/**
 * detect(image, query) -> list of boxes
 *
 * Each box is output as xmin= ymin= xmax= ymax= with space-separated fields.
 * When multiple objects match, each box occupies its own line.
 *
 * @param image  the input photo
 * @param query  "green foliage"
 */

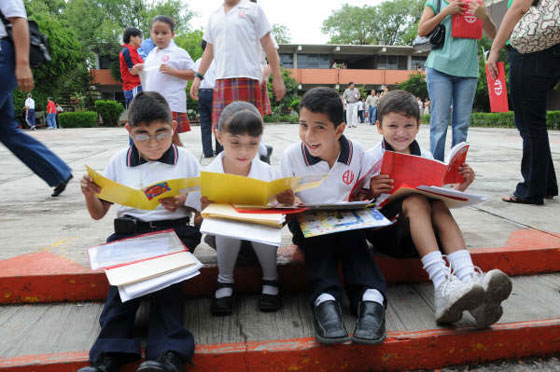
xmin=272 ymin=24 xmax=291 ymax=44
xmin=398 ymin=72 xmax=428 ymax=100
xmin=174 ymin=29 xmax=204 ymax=61
xmin=263 ymin=114 xmax=299 ymax=124
xmin=322 ymin=0 xmax=424 ymax=45
xmin=421 ymin=111 xmax=560 ymax=129
xmin=268 ymin=68 xmax=300 ymax=115
xmin=58 ymin=111 xmax=98 ymax=128
xmin=94 ymin=100 xmax=125 ymax=127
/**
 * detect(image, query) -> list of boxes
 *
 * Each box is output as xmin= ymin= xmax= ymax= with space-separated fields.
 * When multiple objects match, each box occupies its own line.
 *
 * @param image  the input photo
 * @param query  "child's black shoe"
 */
xmin=77 ymin=353 xmax=123 ymax=372
xmin=210 ymin=282 xmax=235 ymax=316
xmin=137 ymin=351 xmax=186 ymax=372
xmin=312 ymin=300 xmax=350 ymax=344
xmin=351 ymin=301 xmax=386 ymax=345
xmin=258 ymin=280 xmax=282 ymax=312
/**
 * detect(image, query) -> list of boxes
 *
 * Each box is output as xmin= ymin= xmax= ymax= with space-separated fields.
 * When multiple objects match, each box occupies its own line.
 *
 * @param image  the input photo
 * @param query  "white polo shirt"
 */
xmin=141 ymin=43 xmax=195 ymax=113
xmin=280 ymin=136 xmax=367 ymax=203
xmin=186 ymin=151 xmax=278 ymax=211
xmin=103 ymin=144 xmax=200 ymax=222
xmin=0 ymin=0 xmax=26 ymax=38
xmin=204 ymin=0 xmax=271 ymax=81
xmin=24 ymin=97 xmax=35 ymax=110
xmin=362 ymin=139 xmax=433 ymax=205
xmin=194 ymin=58 xmax=216 ymax=89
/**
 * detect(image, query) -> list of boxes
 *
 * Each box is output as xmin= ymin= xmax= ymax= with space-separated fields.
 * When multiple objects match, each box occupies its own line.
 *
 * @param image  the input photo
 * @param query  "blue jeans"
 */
xmin=368 ymin=106 xmax=377 ymax=124
xmin=198 ymin=88 xmax=221 ymax=156
xmin=123 ymin=85 xmax=142 ymax=108
xmin=26 ymin=108 xmax=35 ymax=127
xmin=426 ymin=67 xmax=478 ymax=161
xmin=0 ymin=40 xmax=72 ymax=187
xmin=508 ymin=44 xmax=560 ymax=202
xmin=46 ymin=113 xmax=57 ymax=128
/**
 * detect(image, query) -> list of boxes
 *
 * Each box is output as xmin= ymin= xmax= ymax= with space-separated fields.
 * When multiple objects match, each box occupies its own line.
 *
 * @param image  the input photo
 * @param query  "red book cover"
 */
xmin=486 ymin=62 xmax=509 ymax=113
xmin=380 ymin=143 xmax=469 ymax=192
xmin=452 ymin=0 xmax=483 ymax=39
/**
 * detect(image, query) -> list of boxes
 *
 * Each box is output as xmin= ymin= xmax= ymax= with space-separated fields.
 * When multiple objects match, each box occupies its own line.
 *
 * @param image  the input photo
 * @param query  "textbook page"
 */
xmin=297 ymin=208 xmax=392 ymax=238
xmin=105 ymin=251 xmax=199 ymax=286
xmin=88 ymin=230 xmax=187 ymax=270
xmin=377 ymin=185 xmax=486 ymax=209
xmin=86 ymin=166 xmax=200 ymax=210
xmin=200 ymin=217 xmax=282 ymax=246
xmin=200 ymin=172 xmax=326 ymax=206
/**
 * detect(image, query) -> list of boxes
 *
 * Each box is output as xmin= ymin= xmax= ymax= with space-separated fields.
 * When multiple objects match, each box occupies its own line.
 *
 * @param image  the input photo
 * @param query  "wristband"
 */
xmin=195 ymin=72 xmax=205 ymax=80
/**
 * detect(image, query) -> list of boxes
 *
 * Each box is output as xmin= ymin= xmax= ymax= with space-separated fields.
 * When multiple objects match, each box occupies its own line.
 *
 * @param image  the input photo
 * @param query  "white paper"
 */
xmin=416 ymin=185 xmax=487 ymax=208
xmin=118 ymin=261 xmax=203 ymax=302
xmin=88 ymin=231 xmax=186 ymax=270
xmin=200 ymin=218 xmax=282 ymax=246
xmin=106 ymin=251 xmax=199 ymax=286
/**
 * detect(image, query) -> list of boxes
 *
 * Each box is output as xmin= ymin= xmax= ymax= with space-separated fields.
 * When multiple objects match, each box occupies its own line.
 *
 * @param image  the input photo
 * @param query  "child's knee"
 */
xmin=402 ymin=194 xmax=431 ymax=214
xmin=431 ymin=200 xmax=452 ymax=216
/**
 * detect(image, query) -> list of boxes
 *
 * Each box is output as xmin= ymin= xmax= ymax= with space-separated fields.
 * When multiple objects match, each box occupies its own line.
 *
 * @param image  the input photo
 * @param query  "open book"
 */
xmin=297 ymin=208 xmax=392 ymax=238
xmin=86 ymin=166 xmax=200 ymax=210
xmin=200 ymin=171 xmax=326 ymax=206
xmin=87 ymin=230 xmax=202 ymax=302
xmin=201 ymin=204 xmax=285 ymax=227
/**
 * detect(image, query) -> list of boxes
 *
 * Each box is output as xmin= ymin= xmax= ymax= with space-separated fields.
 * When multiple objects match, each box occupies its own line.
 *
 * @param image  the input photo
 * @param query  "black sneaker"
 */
xmin=312 ymin=300 xmax=350 ymax=344
xmin=51 ymin=174 xmax=73 ymax=197
xmin=77 ymin=353 xmax=123 ymax=372
xmin=137 ymin=351 xmax=186 ymax=372
xmin=210 ymin=282 xmax=235 ymax=316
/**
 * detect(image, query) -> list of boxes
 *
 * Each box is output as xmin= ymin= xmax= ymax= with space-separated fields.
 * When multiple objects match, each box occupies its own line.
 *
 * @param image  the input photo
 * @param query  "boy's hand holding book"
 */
xmin=369 ymin=174 xmax=394 ymax=198
xmin=159 ymin=194 xmax=187 ymax=212
xmin=81 ymin=174 xmax=101 ymax=198
xmin=454 ymin=164 xmax=475 ymax=191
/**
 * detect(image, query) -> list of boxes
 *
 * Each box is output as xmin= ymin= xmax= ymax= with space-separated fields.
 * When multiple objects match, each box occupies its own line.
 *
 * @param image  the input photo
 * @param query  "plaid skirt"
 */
xmin=173 ymin=111 xmax=190 ymax=133
xmin=212 ymin=78 xmax=263 ymax=129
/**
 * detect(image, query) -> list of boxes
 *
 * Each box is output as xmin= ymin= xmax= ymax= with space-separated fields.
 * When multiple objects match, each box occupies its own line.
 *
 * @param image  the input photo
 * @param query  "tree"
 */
xmin=321 ymin=0 xmax=425 ymax=45
xmin=272 ymin=24 xmax=291 ymax=44
xmin=268 ymin=68 xmax=299 ymax=115
xmin=398 ymin=72 xmax=428 ymax=100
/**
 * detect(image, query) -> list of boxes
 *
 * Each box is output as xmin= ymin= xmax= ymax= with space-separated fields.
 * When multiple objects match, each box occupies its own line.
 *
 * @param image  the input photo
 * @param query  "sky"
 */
xmin=187 ymin=0 xmax=382 ymax=44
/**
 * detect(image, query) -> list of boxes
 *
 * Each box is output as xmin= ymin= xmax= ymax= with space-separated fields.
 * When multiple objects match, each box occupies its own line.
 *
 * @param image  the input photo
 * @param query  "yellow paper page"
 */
xmin=201 ymin=204 xmax=284 ymax=227
xmin=86 ymin=166 xmax=200 ymax=210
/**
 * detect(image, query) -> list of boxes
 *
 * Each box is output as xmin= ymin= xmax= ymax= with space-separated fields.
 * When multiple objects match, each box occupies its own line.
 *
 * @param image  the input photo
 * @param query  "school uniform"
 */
xmin=119 ymin=44 xmax=143 ymax=108
xmin=362 ymin=139 xmax=436 ymax=258
xmin=280 ymin=136 xmax=387 ymax=313
xmin=88 ymin=144 xmax=202 ymax=364
xmin=142 ymin=43 xmax=195 ymax=133
xmin=203 ymin=0 xmax=272 ymax=127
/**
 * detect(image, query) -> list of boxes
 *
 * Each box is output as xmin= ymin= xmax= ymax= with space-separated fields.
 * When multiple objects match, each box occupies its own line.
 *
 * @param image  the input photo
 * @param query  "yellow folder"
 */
xmin=86 ymin=166 xmax=200 ymax=210
xmin=201 ymin=204 xmax=285 ymax=227
xmin=200 ymin=171 xmax=327 ymax=206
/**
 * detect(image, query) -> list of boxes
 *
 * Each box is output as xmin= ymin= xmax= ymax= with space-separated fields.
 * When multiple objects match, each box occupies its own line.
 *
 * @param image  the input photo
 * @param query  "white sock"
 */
xmin=215 ymin=285 xmax=233 ymax=299
xmin=362 ymin=288 xmax=384 ymax=306
xmin=447 ymin=249 xmax=475 ymax=281
xmin=314 ymin=293 xmax=336 ymax=307
xmin=262 ymin=285 xmax=279 ymax=296
xmin=215 ymin=236 xmax=242 ymax=299
xmin=421 ymin=251 xmax=448 ymax=290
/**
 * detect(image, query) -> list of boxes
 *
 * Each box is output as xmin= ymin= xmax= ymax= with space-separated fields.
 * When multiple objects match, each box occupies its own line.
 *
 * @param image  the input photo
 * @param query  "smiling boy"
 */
xmin=79 ymin=92 xmax=201 ymax=372
xmin=363 ymin=90 xmax=511 ymax=328
xmin=280 ymin=87 xmax=387 ymax=345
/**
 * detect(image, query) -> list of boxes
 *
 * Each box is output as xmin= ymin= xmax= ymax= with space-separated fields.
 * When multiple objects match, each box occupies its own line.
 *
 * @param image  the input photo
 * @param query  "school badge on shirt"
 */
xmin=342 ymin=170 xmax=355 ymax=185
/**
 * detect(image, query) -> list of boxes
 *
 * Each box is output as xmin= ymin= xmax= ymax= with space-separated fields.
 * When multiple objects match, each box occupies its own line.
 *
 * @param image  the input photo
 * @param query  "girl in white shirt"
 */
xmin=195 ymin=101 xmax=286 ymax=316
xmin=133 ymin=15 xmax=195 ymax=147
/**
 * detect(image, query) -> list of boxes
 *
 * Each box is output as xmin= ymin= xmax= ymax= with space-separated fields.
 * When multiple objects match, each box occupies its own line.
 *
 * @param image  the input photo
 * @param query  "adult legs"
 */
xmin=427 ymin=67 xmax=454 ymax=161
xmin=508 ymin=46 xmax=560 ymax=201
xmin=0 ymin=40 xmax=72 ymax=188
xmin=450 ymin=76 xmax=477 ymax=149
xmin=346 ymin=103 xmax=358 ymax=127
xmin=198 ymin=89 xmax=215 ymax=157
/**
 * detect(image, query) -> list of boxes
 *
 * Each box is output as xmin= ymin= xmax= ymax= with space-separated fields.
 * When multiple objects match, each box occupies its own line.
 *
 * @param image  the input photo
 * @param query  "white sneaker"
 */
xmin=435 ymin=271 xmax=485 ymax=324
xmin=467 ymin=269 xmax=512 ymax=328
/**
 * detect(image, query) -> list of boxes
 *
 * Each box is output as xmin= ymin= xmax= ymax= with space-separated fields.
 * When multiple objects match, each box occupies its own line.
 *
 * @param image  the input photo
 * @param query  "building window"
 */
xmin=279 ymin=53 xmax=294 ymax=68
xmin=296 ymin=54 xmax=331 ymax=69
xmin=376 ymin=55 xmax=408 ymax=70
xmin=412 ymin=56 xmax=427 ymax=70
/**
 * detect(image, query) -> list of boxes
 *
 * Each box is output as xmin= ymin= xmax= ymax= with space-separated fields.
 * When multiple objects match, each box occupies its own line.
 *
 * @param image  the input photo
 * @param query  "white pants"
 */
xmin=346 ymin=102 xmax=358 ymax=127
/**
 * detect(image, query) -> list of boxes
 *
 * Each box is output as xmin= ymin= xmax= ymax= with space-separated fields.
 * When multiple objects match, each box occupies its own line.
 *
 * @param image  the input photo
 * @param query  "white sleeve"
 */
xmin=254 ymin=4 xmax=272 ymax=39
xmin=1 ymin=1 xmax=27 ymax=19
xmin=279 ymin=153 xmax=294 ymax=178
xmin=203 ymin=17 xmax=213 ymax=45
xmin=103 ymin=153 xmax=121 ymax=182
xmin=180 ymin=49 xmax=195 ymax=71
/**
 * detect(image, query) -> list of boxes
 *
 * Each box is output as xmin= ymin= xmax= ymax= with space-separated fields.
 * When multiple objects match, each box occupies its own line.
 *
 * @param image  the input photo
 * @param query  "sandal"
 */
xmin=258 ymin=280 xmax=282 ymax=312
xmin=502 ymin=195 xmax=543 ymax=206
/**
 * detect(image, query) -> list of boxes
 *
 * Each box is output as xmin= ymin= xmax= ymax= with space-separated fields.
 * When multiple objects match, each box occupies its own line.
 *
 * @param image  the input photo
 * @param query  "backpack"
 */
xmin=1 ymin=11 xmax=51 ymax=68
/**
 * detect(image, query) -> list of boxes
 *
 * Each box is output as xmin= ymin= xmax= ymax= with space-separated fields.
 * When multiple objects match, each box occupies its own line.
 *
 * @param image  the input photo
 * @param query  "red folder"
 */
xmin=486 ymin=62 xmax=509 ymax=113
xmin=452 ymin=0 xmax=483 ymax=39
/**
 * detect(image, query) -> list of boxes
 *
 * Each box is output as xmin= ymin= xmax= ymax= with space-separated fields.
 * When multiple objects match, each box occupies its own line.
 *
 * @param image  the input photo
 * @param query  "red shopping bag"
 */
xmin=452 ymin=0 xmax=483 ymax=39
xmin=485 ymin=62 xmax=509 ymax=113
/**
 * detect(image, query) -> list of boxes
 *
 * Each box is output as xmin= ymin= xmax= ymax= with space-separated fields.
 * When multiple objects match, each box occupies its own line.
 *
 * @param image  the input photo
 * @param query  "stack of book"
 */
xmin=88 ymin=230 xmax=203 ymax=302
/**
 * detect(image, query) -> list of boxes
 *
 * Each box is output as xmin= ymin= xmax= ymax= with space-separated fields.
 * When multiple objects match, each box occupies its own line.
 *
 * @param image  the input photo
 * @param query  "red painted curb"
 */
xmin=2 ymin=228 xmax=560 ymax=304
xmin=2 ymin=318 xmax=560 ymax=371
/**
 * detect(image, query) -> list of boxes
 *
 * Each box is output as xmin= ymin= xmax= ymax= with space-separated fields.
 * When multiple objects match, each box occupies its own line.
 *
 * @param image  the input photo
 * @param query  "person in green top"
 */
xmin=418 ymin=0 xmax=496 ymax=161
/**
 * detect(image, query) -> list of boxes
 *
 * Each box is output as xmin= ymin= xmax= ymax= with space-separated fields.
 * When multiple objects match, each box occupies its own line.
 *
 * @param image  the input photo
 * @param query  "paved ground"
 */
xmin=1 ymin=123 xmax=559 ymax=266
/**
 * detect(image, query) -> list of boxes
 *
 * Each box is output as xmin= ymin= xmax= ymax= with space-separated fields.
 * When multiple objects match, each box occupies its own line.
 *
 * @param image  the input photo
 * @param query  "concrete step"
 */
xmin=2 ymin=225 xmax=560 ymax=304
xmin=1 ymin=274 xmax=560 ymax=372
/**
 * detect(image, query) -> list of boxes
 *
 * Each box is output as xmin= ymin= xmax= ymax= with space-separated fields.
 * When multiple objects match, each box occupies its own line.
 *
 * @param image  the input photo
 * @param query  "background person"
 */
xmin=46 ymin=96 xmax=57 ymax=129
xmin=24 ymin=92 xmax=35 ymax=129
xmin=365 ymin=89 xmax=379 ymax=125
xmin=0 ymin=0 xmax=73 ymax=197
xmin=119 ymin=27 xmax=143 ymax=108
xmin=487 ymin=0 xmax=560 ymax=205
xmin=418 ymin=0 xmax=496 ymax=161
xmin=342 ymin=82 xmax=360 ymax=128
